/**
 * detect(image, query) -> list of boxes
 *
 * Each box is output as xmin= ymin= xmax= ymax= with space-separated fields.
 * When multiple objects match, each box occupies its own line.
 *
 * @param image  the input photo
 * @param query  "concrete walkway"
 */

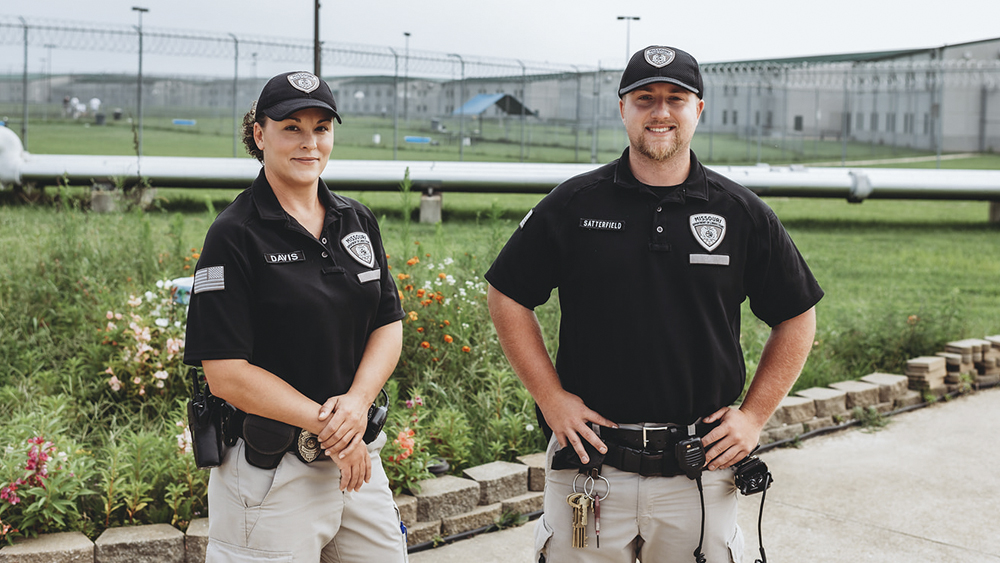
xmin=411 ymin=386 xmax=1000 ymax=562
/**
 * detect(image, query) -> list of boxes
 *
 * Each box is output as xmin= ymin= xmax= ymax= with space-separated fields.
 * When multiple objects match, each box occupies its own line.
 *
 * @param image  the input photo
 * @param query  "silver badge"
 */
xmin=342 ymin=232 xmax=375 ymax=268
xmin=645 ymin=47 xmax=675 ymax=68
xmin=287 ymin=72 xmax=320 ymax=94
xmin=689 ymin=214 xmax=726 ymax=252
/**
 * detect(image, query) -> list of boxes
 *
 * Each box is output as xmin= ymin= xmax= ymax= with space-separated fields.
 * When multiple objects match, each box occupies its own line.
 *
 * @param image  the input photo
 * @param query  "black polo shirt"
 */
xmin=486 ymin=148 xmax=823 ymax=425
xmin=184 ymin=169 xmax=404 ymax=404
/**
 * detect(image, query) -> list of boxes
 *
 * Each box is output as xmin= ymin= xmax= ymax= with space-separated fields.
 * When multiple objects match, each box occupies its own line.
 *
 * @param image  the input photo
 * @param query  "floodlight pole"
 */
xmin=403 ymin=32 xmax=410 ymax=122
xmin=132 ymin=7 xmax=148 ymax=158
xmin=313 ymin=0 xmax=321 ymax=76
xmin=617 ymin=16 xmax=640 ymax=63
xmin=389 ymin=46 xmax=399 ymax=160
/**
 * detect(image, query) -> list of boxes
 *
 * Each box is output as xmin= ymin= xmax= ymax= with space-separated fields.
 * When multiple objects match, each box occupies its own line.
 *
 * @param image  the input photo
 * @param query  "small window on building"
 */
xmin=870 ymin=112 xmax=878 ymax=132
xmin=733 ymin=111 xmax=738 ymax=126
xmin=794 ymin=116 xmax=803 ymax=131
xmin=722 ymin=110 xmax=728 ymax=125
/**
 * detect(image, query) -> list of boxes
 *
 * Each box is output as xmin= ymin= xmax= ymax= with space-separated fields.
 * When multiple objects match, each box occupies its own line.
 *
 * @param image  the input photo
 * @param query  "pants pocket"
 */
xmin=235 ymin=441 xmax=281 ymax=509
xmin=206 ymin=538 xmax=293 ymax=562
xmin=726 ymin=524 xmax=745 ymax=563
xmin=533 ymin=514 xmax=555 ymax=563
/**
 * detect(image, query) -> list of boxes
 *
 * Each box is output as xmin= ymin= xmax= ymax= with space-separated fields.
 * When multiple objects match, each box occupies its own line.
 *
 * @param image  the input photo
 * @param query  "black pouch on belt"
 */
xmin=242 ymin=414 xmax=296 ymax=470
xmin=186 ymin=367 xmax=234 ymax=469
xmin=551 ymin=440 xmax=606 ymax=473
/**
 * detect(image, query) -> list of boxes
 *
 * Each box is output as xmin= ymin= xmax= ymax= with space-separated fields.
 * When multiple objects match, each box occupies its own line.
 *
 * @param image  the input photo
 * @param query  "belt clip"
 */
xmin=642 ymin=427 xmax=649 ymax=449
xmin=687 ymin=423 xmax=698 ymax=437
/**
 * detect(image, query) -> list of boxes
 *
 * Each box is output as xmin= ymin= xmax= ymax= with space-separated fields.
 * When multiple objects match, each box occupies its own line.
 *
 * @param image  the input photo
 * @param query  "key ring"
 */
xmin=573 ymin=472 xmax=611 ymax=499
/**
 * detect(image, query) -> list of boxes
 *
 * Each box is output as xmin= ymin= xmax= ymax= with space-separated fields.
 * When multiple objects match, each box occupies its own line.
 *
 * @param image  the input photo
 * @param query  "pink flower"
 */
xmin=153 ymin=370 xmax=169 ymax=380
xmin=106 ymin=311 xmax=114 ymax=320
xmin=108 ymin=376 xmax=122 ymax=391
xmin=414 ymin=396 xmax=424 ymax=407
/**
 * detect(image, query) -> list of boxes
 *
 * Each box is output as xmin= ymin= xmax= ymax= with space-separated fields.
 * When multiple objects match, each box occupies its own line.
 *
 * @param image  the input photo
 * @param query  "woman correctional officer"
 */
xmin=184 ymin=71 xmax=407 ymax=562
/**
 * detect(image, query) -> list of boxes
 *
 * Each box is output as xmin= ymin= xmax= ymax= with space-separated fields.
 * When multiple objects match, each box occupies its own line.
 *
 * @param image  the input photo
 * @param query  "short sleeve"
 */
xmin=183 ymin=220 xmax=255 ymax=365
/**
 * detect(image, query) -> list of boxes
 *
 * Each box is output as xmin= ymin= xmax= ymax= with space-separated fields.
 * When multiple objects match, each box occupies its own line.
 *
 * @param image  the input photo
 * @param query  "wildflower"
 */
xmin=461 ymin=346 xmax=471 ymax=353
xmin=438 ymin=272 xmax=447 ymax=279
xmin=397 ymin=273 xmax=410 ymax=281
xmin=153 ymin=370 xmax=169 ymax=380
xmin=133 ymin=377 xmax=142 ymax=385
xmin=526 ymin=424 xmax=535 ymax=432
xmin=414 ymin=396 xmax=423 ymax=406
xmin=408 ymin=311 xmax=418 ymax=322
xmin=443 ymin=335 xmax=454 ymax=344
xmin=109 ymin=376 xmax=122 ymax=391
xmin=420 ymin=341 xmax=431 ymax=349
xmin=417 ymin=327 xmax=424 ymax=333
xmin=907 ymin=315 xmax=919 ymax=325
xmin=127 ymin=295 xmax=142 ymax=307
xmin=404 ymin=284 xmax=414 ymax=291
xmin=106 ymin=311 xmax=115 ymax=320
xmin=155 ymin=318 xmax=169 ymax=328
xmin=443 ymin=320 xmax=450 ymax=326
xmin=416 ymin=288 xmax=426 ymax=298
xmin=406 ymin=257 xmax=420 ymax=266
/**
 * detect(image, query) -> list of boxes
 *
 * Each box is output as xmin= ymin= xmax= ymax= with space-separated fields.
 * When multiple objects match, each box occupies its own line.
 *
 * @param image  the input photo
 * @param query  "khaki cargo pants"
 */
xmin=204 ymin=431 xmax=408 ymax=562
xmin=535 ymin=435 xmax=744 ymax=563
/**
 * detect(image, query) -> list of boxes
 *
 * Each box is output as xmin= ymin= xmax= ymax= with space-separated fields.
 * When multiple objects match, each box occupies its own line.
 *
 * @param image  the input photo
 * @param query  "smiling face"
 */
xmin=254 ymin=107 xmax=335 ymax=191
xmin=620 ymin=82 xmax=704 ymax=165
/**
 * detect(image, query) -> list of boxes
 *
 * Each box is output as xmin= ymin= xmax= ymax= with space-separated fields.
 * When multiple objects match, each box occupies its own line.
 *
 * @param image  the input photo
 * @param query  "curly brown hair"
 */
xmin=241 ymin=105 xmax=267 ymax=162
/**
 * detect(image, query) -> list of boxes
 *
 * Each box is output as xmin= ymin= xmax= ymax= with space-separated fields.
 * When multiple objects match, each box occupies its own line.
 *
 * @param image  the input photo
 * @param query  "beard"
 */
xmin=630 ymin=125 xmax=687 ymax=162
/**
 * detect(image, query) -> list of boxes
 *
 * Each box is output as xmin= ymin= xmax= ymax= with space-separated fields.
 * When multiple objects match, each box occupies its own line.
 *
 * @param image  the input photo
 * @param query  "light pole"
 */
xmin=132 ymin=6 xmax=148 ymax=157
xmin=617 ymin=16 xmax=640 ymax=64
xmin=403 ymin=32 xmax=410 ymax=122
xmin=313 ymin=0 xmax=321 ymax=76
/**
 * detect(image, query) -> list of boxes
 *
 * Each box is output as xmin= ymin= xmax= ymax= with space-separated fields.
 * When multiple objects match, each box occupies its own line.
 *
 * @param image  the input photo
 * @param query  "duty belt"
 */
xmin=601 ymin=420 xmax=719 ymax=477
xmin=228 ymin=410 xmax=328 ymax=469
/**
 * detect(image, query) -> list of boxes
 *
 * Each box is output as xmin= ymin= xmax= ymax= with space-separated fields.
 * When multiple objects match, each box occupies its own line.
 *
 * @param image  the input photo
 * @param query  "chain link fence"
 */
xmin=3 ymin=15 xmax=999 ymax=164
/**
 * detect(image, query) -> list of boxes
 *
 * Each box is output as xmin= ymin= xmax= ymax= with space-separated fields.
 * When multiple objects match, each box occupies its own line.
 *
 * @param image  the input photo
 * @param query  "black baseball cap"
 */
xmin=256 ymin=71 xmax=342 ymax=123
xmin=618 ymin=46 xmax=703 ymax=99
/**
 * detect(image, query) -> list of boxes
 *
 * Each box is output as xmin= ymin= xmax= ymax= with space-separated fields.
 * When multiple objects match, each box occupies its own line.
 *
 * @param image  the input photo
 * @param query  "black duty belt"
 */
xmin=601 ymin=420 xmax=719 ymax=477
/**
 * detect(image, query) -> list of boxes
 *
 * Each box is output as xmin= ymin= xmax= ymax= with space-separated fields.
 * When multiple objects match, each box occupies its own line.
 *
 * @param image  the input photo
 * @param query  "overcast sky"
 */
xmin=4 ymin=0 xmax=1000 ymax=76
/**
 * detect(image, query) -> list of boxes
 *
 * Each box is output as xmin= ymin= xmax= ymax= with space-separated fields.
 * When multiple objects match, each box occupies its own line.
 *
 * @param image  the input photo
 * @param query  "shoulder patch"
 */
xmin=193 ymin=265 xmax=225 ymax=294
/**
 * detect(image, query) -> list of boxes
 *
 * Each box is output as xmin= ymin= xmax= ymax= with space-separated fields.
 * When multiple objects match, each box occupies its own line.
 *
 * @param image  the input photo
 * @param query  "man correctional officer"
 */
xmin=486 ymin=46 xmax=823 ymax=562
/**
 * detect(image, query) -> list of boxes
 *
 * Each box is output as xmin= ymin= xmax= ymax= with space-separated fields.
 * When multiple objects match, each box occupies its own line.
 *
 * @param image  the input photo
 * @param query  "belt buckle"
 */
xmin=642 ymin=425 xmax=675 ymax=449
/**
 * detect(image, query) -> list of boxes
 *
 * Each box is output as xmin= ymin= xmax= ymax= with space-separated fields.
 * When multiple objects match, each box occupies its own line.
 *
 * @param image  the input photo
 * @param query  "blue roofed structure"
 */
xmin=453 ymin=93 xmax=536 ymax=116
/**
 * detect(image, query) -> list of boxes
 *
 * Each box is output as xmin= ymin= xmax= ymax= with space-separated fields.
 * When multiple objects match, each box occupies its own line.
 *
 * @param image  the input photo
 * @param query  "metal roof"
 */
xmin=453 ymin=93 xmax=535 ymax=116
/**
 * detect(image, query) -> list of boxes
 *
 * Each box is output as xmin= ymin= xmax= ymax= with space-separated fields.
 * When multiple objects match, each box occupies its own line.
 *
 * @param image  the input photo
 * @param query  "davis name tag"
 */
xmin=264 ymin=250 xmax=305 ymax=264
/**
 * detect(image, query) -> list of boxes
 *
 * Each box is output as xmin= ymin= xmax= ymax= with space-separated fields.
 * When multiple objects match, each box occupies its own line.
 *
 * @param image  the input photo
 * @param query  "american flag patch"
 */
xmin=193 ymin=265 xmax=225 ymax=294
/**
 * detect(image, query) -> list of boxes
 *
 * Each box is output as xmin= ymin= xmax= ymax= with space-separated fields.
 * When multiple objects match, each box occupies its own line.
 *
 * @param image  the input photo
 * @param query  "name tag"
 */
xmin=579 ymin=218 xmax=625 ymax=231
xmin=357 ymin=269 xmax=381 ymax=283
xmin=264 ymin=250 xmax=305 ymax=264
xmin=690 ymin=254 xmax=730 ymax=266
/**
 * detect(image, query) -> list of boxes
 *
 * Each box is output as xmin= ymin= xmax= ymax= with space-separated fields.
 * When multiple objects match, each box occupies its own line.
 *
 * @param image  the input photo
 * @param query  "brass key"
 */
xmin=567 ymin=492 xmax=592 ymax=548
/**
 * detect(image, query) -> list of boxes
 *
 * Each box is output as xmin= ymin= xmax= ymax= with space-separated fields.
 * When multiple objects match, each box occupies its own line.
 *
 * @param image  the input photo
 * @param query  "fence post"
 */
xmin=19 ymin=16 xmax=28 ymax=151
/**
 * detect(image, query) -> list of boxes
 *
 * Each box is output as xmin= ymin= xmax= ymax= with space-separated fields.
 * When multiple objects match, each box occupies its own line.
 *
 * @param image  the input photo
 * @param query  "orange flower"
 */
xmin=404 ymin=284 xmax=414 ymax=291
xmin=421 ymin=299 xmax=433 ymax=307
xmin=192 ymin=252 xmax=201 ymax=259
xmin=431 ymin=357 xmax=439 ymax=362
xmin=420 ymin=341 xmax=431 ymax=349
xmin=425 ymin=253 xmax=431 ymax=258
xmin=406 ymin=257 xmax=420 ymax=266
xmin=397 ymin=273 xmax=410 ymax=280
xmin=461 ymin=346 xmax=471 ymax=353
xmin=443 ymin=334 xmax=453 ymax=343
xmin=443 ymin=320 xmax=450 ymax=326
xmin=408 ymin=311 xmax=418 ymax=321
xmin=438 ymin=272 xmax=447 ymax=279
xmin=417 ymin=327 xmax=424 ymax=333
xmin=416 ymin=288 xmax=426 ymax=298
xmin=398 ymin=290 xmax=405 ymax=301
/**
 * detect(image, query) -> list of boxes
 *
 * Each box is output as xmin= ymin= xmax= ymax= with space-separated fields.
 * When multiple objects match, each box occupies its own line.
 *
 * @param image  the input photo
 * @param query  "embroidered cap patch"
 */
xmin=287 ymin=72 xmax=320 ymax=93
xmin=689 ymin=214 xmax=726 ymax=252
xmin=644 ymin=47 xmax=675 ymax=68
xmin=342 ymin=232 xmax=375 ymax=268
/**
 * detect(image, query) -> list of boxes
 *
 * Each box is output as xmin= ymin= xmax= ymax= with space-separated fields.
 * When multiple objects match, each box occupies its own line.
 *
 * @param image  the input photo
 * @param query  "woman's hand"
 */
xmin=333 ymin=440 xmax=372 ymax=492
xmin=317 ymin=393 xmax=369 ymax=459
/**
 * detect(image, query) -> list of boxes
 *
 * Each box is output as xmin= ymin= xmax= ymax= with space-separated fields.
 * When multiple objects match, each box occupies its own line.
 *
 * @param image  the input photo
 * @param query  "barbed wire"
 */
xmin=4 ymin=14 xmax=999 ymax=88
xmin=0 ymin=14 xmax=593 ymax=79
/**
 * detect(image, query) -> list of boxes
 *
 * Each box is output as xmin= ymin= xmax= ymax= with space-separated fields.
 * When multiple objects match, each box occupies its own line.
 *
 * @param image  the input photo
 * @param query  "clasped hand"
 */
xmin=317 ymin=393 xmax=371 ymax=491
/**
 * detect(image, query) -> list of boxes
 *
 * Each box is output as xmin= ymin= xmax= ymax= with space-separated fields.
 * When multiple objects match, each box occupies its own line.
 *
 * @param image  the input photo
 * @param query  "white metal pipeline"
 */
xmin=2 ymin=126 xmax=1000 ymax=201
